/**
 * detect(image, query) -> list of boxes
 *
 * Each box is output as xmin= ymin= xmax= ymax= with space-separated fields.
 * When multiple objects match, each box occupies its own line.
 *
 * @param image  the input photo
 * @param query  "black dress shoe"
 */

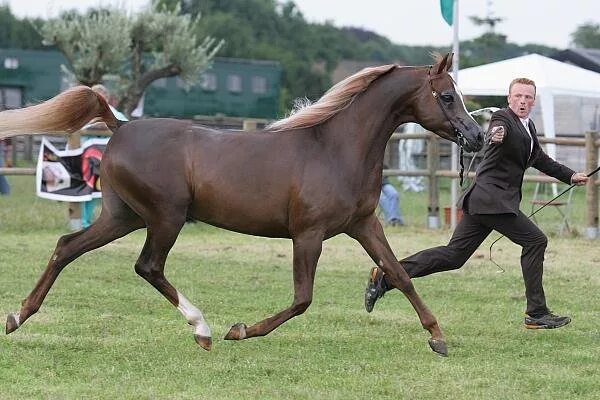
xmin=364 ymin=267 xmax=387 ymax=313
xmin=524 ymin=312 xmax=571 ymax=329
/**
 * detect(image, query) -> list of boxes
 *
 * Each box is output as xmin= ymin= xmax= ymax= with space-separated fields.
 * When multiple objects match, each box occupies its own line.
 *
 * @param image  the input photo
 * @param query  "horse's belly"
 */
xmin=189 ymin=195 xmax=291 ymax=238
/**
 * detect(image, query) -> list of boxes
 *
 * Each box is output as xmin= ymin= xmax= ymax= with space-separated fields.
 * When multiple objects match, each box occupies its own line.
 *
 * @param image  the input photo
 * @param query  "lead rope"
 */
xmin=428 ymin=68 xmax=467 ymax=187
xmin=459 ymin=145 xmax=465 ymax=186
xmin=461 ymin=143 xmax=484 ymax=187
xmin=488 ymin=164 xmax=600 ymax=272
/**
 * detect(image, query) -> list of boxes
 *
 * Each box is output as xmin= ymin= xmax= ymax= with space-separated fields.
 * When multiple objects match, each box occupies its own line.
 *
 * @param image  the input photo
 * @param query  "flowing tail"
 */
xmin=0 ymin=85 xmax=124 ymax=140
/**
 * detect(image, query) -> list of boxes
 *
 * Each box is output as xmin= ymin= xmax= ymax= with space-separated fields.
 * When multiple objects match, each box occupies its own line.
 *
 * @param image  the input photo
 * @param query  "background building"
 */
xmin=0 ymin=49 xmax=282 ymax=120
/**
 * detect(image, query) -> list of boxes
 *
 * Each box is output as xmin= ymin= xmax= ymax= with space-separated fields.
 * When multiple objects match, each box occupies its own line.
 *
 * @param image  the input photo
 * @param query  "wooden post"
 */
xmin=384 ymin=136 xmax=400 ymax=169
xmin=427 ymin=134 xmax=440 ymax=229
xmin=67 ymin=131 xmax=82 ymax=231
xmin=24 ymin=136 xmax=33 ymax=161
xmin=585 ymin=131 xmax=599 ymax=238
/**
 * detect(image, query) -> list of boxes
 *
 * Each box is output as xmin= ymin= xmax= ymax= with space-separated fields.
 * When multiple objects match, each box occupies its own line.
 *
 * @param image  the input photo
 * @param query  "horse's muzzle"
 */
xmin=460 ymin=129 xmax=484 ymax=153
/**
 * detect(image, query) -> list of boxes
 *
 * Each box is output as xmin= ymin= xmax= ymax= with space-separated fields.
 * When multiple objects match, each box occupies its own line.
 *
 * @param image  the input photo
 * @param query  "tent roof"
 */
xmin=457 ymin=54 xmax=600 ymax=98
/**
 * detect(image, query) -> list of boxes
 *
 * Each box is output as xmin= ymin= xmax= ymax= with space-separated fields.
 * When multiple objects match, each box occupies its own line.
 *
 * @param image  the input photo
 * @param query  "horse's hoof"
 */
xmin=6 ymin=313 xmax=20 ymax=335
xmin=428 ymin=338 xmax=448 ymax=357
xmin=194 ymin=334 xmax=212 ymax=351
xmin=224 ymin=323 xmax=247 ymax=340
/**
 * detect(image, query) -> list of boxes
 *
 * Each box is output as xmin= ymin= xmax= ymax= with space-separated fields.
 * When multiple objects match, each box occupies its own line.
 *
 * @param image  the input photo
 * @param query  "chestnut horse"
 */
xmin=0 ymin=53 xmax=483 ymax=356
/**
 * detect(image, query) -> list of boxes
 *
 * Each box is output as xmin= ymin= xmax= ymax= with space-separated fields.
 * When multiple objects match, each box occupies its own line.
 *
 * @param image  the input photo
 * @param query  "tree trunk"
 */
xmin=120 ymin=64 xmax=182 ymax=117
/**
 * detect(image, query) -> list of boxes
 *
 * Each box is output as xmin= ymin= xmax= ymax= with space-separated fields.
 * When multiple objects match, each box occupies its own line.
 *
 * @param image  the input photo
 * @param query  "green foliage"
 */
xmin=459 ymin=33 xmax=557 ymax=68
xmin=131 ymin=6 xmax=222 ymax=84
xmin=183 ymin=0 xmax=340 ymax=106
xmin=4 ymin=0 xmax=598 ymax=118
xmin=0 ymin=176 xmax=599 ymax=399
xmin=40 ymin=9 xmax=131 ymax=85
xmin=0 ymin=5 xmax=44 ymax=49
xmin=570 ymin=22 xmax=600 ymax=48
xmin=465 ymin=95 xmax=506 ymax=112
xmin=157 ymin=0 xmax=566 ymax=115
xmin=39 ymin=5 xmax=223 ymax=116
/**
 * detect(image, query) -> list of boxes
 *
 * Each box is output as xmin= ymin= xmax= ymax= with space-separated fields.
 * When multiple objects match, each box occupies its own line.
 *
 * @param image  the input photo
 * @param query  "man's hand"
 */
xmin=488 ymin=126 xmax=505 ymax=144
xmin=571 ymin=172 xmax=588 ymax=186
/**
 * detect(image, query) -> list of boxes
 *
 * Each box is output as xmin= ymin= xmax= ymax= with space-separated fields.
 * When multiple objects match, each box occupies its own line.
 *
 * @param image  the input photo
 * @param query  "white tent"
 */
xmin=457 ymin=53 xmax=600 ymax=158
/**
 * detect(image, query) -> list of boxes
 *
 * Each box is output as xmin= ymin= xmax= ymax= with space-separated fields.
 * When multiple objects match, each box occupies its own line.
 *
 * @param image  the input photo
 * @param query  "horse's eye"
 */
xmin=440 ymin=94 xmax=454 ymax=103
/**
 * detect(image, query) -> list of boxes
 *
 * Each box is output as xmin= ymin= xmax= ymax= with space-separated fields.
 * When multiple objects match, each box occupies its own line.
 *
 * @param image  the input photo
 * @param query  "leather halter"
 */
xmin=428 ymin=66 xmax=466 ymax=185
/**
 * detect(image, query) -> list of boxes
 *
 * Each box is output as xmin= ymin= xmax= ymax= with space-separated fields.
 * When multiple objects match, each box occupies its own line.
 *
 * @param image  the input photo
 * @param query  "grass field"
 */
xmin=0 ymin=176 xmax=599 ymax=399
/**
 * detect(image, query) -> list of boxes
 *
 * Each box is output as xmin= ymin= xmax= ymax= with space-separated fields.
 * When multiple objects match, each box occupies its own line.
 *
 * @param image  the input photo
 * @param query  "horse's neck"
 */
xmin=325 ymin=68 xmax=423 ymax=169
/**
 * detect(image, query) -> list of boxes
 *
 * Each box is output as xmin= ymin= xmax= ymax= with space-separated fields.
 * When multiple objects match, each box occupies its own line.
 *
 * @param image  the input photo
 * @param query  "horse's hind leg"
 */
xmin=347 ymin=215 xmax=447 ymax=356
xmin=225 ymin=231 xmax=323 ymax=341
xmin=133 ymin=215 xmax=213 ymax=351
xmin=6 ymin=192 xmax=144 ymax=335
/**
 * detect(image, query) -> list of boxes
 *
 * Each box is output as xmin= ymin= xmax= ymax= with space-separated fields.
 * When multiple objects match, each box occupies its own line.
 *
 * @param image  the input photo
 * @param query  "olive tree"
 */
xmin=40 ymin=5 xmax=223 ymax=116
xmin=571 ymin=22 xmax=600 ymax=48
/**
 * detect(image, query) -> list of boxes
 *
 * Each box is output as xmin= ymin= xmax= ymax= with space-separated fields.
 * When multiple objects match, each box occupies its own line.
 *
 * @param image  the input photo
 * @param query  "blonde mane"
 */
xmin=266 ymin=64 xmax=397 ymax=131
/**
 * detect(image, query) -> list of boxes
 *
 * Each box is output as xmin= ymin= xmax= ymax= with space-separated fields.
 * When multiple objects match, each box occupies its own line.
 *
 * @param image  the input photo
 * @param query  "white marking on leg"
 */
xmin=176 ymin=292 xmax=211 ymax=338
xmin=378 ymin=260 xmax=384 ymax=267
xmin=12 ymin=313 xmax=20 ymax=327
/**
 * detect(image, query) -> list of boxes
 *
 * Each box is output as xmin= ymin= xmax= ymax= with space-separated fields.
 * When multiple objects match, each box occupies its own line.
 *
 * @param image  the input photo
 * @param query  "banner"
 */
xmin=440 ymin=0 xmax=454 ymax=26
xmin=36 ymin=137 xmax=109 ymax=202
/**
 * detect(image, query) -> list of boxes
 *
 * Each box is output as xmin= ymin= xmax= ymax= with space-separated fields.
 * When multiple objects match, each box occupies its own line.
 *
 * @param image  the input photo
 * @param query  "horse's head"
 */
xmin=413 ymin=53 xmax=483 ymax=153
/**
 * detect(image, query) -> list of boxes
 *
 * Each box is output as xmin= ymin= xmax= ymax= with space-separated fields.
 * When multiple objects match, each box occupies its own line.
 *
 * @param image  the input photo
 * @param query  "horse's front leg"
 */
xmin=347 ymin=214 xmax=447 ymax=356
xmin=225 ymin=230 xmax=323 ymax=340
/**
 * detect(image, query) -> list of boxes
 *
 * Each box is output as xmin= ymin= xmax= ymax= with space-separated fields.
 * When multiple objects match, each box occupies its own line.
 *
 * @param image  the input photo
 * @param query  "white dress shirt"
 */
xmin=520 ymin=117 xmax=534 ymax=157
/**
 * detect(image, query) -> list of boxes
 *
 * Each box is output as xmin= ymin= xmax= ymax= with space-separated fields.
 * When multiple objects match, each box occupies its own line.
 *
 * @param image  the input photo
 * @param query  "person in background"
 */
xmin=79 ymin=84 xmax=128 ymax=228
xmin=365 ymin=77 xmax=588 ymax=330
xmin=379 ymin=171 xmax=404 ymax=226
xmin=89 ymin=84 xmax=128 ymax=122
xmin=0 ymin=139 xmax=11 ymax=195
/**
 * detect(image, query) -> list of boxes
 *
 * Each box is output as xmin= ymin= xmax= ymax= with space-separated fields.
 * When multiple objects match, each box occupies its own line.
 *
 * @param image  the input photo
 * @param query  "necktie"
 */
xmin=522 ymin=119 xmax=533 ymax=157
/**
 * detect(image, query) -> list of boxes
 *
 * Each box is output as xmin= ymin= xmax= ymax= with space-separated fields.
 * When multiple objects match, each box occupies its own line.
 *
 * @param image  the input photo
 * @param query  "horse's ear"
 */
xmin=445 ymin=53 xmax=454 ymax=72
xmin=434 ymin=53 xmax=453 ymax=74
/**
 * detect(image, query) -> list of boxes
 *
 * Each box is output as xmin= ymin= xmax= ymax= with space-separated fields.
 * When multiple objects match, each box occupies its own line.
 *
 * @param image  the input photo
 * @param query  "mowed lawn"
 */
xmin=0 ymin=176 xmax=599 ymax=399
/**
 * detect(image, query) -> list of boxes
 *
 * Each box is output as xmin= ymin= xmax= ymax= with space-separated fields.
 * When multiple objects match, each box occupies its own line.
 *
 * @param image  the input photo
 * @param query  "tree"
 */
xmin=571 ymin=22 xmax=600 ymax=48
xmin=39 ymin=5 xmax=223 ymax=116
xmin=0 ymin=5 xmax=44 ymax=49
xmin=150 ymin=0 xmax=561 ymax=115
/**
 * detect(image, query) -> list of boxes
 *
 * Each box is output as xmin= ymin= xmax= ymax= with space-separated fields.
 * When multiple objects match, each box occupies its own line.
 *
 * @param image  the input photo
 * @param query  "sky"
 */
xmin=3 ymin=0 xmax=599 ymax=49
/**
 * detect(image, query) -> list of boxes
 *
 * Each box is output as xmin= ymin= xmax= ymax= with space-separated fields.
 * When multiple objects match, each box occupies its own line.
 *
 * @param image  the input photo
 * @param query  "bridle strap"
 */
xmin=428 ymin=66 xmax=466 ymax=186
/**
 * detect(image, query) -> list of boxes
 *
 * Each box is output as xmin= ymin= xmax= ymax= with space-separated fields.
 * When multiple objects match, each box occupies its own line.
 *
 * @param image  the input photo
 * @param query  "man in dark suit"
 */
xmin=365 ymin=77 xmax=588 ymax=329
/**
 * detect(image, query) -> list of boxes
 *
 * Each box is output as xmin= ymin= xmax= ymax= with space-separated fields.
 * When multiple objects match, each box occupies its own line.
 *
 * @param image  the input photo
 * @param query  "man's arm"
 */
xmin=532 ymin=148 xmax=580 ymax=185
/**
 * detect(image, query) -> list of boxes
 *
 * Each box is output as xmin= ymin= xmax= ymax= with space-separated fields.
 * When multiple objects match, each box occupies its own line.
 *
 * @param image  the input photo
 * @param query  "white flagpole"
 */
xmin=450 ymin=0 xmax=460 ymax=229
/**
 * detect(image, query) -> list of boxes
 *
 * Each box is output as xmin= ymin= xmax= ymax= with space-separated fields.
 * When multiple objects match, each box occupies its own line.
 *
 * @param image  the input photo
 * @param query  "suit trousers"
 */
xmin=400 ymin=211 xmax=549 ymax=316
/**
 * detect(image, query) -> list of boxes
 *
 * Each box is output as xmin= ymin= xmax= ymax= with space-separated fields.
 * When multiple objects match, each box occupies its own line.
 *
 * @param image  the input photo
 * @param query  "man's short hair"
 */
xmin=509 ymin=78 xmax=536 ymax=95
xmin=91 ymin=84 xmax=109 ymax=100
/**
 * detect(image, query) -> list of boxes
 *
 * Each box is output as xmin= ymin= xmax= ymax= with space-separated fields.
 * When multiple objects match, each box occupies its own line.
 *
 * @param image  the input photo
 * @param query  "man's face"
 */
xmin=507 ymin=83 xmax=536 ymax=119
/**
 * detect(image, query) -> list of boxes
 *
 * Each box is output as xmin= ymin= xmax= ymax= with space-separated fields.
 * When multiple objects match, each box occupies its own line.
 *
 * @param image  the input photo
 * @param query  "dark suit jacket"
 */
xmin=457 ymin=107 xmax=575 ymax=215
